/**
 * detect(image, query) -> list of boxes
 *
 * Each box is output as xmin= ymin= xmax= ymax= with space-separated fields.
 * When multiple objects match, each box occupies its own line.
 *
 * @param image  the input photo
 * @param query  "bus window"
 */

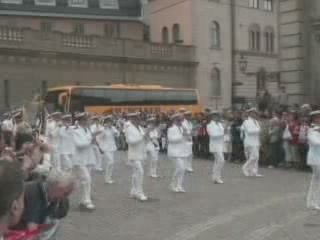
xmin=46 ymin=90 xmax=67 ymax=113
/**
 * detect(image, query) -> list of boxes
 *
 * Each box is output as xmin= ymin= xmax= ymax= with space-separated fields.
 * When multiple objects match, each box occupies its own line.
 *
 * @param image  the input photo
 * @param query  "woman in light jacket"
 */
xmin=306 ymin=110 xmax=320 ymax=210
xmin=99 ymin=115 xmax=119 ymax=184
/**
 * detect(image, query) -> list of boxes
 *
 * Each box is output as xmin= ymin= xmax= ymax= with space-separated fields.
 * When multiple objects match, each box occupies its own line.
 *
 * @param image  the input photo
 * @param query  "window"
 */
xmin=264 ymin=26 xmax=274 ymax=53
xmin=211 ymin=68 xmax=221 ymax=97
xmin=257 ymin=68 xmax=266 ymax=91
xmin=99 ymin=0 xmax=119 ymax=9
xmin=162 ymin=27 xmax=169 ymax=44
xmin=70 ymin=88 xmax=198 ymax=111
xmin=172 ymin=24 xmax=182 ymax=43
xmin=264 ymin=0 xmax=273 ymax=11
xmin=0 ymin=27 xmax=23 ymax=41
xmin=0 ymin=0 xmax=22 ymax=4
xmin=40 ymin=22 xmax=52 ymax=32
xmin=68 ymin=0 xmax=87 ymax=8
xmin=104 ymin=24 xmax=114 ymax=38
xmin=3 ymin=80 xmax=10 ymax=108
xmin=210 ymin=21 xmax=220 ymax=48
xmin=249 ymin=24 xmax=261 ymax=51
xmin=34 ymin=0 xmax=56 ymax=6
xmin=249 ymin=0 xmax=259 ymax=8
xmin=73 ymin=23 xmax=84 ymax=35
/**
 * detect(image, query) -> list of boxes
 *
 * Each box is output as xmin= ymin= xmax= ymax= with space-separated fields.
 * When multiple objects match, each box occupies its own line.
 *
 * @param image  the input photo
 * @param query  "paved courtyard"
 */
xmin=61 ymin=153 xmax=320 ymax=240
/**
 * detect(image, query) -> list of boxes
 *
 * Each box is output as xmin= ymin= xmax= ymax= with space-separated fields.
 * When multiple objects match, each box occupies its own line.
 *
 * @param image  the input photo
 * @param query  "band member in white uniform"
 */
xmin=306 ymin=110 xmax=320 ymax=211
xmin=145 ymin=117 xmax=160 ymax=178
xmin=46 ymin=112 xmax=62 ymax=171
xmin=168 ymin=113 xmax=188 ymax=193
xmin=207 ymin=111 xmax=225 ymax=184
xmin=90 ymin=116 xmax=103 ymax=172
xmin=99 ymin=115 xmax=119 ymax=184
xmin=241 ymin=108 xmax=263 ymax=177
xmin=182 ymin=111 xmax=194 ymax=173
xmin=58 ymin=114 xmax=74 ymax=172
xmin=72 ymin=112 xmax=100 ymax=211
xmin=125 ymin=112 xmax=148 ymax=201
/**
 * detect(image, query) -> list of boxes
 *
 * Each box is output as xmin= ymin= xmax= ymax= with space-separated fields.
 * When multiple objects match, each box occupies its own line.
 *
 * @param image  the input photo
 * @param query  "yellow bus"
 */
xmin=45 ymin=85 xmax=202 ymax=114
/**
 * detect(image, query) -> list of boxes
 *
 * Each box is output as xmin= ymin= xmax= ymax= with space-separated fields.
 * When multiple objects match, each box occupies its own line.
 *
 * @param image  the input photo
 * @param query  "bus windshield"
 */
xmin=46 ymin=89 xmax=69 ymax=113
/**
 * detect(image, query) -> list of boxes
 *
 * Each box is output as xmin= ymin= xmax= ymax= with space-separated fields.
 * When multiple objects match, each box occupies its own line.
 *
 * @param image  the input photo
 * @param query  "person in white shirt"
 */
xmin=207 ymin=111 xmax=225 ymax=184
xmin=90 ymin=116 xmax=103 ymax=172
xmin=125 ymin=112 xmax=148 ymax=201
xmin=182 ymin=111 xmax=194 ymax=172
xmin=306 ymin=110 xmax=320 ymax=211
xmin=145 ymin=117 xmax=160 ymax=178
xmin=167 ymin=113 xmax=188 ymax=193
xmin=72 ymin=112 xmax=101 ymax=211
xmin=58 ymin=114 xmax=75 ymax=172
xmin=99 ymin=115 xmax=119 ymax=184
xmin=241 ymin=108 xmax=263 ymax=177
xmin=45 ymin=112 xmax=62 ymax=171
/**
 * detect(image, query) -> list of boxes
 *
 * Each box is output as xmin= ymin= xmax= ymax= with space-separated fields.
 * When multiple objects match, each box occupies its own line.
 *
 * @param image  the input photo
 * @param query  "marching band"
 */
xmin=1 ymin=106 xmax=320 ymax=213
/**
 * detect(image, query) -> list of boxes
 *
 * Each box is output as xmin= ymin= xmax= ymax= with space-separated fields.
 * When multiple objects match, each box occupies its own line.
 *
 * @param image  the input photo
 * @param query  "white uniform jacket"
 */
xmin=125 ymin=122 xmax=146 ymax=161
xmin=46 ymin=120 xmax=60 ymax=150
xmin=99 ymin=126 xmax=119 ymax=152
xmin=241 ymin=117 xmax=261 ymax=148
xmin=72 ymin=126 xmax=94 ymax=166
xmin=58 ymin=126 xmax=75 ymax=155
xmin=207 ymin=121 xmax=225 ymax=153
xmin=307 ymin=127 xmax=320 ymax=166
xmin=167 ymin=124 xmax=188 ymax=158
xmin=146 ymin=128 xmax=160 ymax=152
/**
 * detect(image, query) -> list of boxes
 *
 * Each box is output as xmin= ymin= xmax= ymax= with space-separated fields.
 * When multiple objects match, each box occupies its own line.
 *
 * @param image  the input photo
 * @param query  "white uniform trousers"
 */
xmin=185 ymin=142 xmax=193 ymax=171
xmin=307 ymin=165 xmax=320 ymax=210
xmin=147 ymin=149 xmax=159 ymax=177
xmin=60 ymin=154 xmax=73 ymax=172
xmin=50 ymin=149 xmax=61 ymax=171
xmin=242 ymin=146 xmax=260 ymax=176
xmin=93 ymin=145 xmax=103 ymax=170
xmin=130 ymin=160 xmax=145 ymax=196
xmin=212 ymin=151 xmax=225 ymax=181
xmin=171 ymin=157 xmax=186 ymax=190
xmin=104 ymin=151 xmax=115 ymax=182
xmin=73 ymin=165 xmax=93 ymax=205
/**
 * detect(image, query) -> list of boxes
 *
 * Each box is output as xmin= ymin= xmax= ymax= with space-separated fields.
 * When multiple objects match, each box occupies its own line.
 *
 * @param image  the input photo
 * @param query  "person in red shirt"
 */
xmin=287 ymin=111 xmax=301 ymax=167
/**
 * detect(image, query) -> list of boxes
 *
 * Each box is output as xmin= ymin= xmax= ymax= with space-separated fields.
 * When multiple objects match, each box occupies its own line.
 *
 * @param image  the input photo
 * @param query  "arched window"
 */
xmin=264 ymin=26 xmax=275 ymax=53
xmin=249 ymin=24 xmax=261 ymax=51
xmin=172 ymin=24 xmax=181 ymax=43
xmin=210 ymin=21 xmax=220 ymax=48
xmin=211 ymin=67 xmax=221 ymax=97
xmin=162 ymin=27 xmax=169 ymax=44
xmin=257 ymin=68 xmax=267 ymax=91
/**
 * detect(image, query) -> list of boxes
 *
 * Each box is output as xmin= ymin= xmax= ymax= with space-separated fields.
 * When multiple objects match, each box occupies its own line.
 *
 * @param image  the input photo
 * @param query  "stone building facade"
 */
xmin=0 ymin=0 xmax=197 ymax=111
xmin=150 ymin=0 xmax=280 ymax=109
xmin=279 ymin=0 xmax=320 ymax=104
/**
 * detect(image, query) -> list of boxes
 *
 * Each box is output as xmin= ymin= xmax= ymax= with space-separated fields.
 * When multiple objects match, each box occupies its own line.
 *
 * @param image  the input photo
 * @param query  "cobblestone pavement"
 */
xmin=60 ymin=153 xmax=320 ymax=240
